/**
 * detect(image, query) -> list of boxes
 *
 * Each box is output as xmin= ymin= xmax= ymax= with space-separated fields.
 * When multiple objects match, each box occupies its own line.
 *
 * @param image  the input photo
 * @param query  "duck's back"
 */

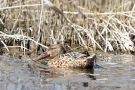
xmin=48 ymin=52 xmax=96 ymax=68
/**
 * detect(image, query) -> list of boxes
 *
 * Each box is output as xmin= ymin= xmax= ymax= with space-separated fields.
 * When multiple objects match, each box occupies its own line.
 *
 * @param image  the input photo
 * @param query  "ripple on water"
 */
xmin=0 ymin=54 xmax=135 ymax=90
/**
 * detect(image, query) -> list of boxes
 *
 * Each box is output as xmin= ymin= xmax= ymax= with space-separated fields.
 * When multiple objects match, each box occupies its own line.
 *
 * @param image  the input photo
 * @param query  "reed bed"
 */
xmin=0 ymin=0 xmax=135 ymax=54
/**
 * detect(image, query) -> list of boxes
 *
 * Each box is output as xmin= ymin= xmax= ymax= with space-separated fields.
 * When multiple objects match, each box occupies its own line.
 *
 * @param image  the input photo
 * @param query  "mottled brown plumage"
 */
xmin=33 ymin=44 xmax=96 ymax=68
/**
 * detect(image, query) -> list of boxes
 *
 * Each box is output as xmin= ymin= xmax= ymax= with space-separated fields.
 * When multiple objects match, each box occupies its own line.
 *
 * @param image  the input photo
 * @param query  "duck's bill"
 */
xmin=33 ymin=52 xmax=50 ymax=61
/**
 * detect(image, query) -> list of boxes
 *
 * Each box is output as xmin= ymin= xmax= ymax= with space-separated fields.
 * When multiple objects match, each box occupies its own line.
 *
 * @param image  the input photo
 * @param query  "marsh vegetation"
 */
xmin=0 ymin=0 xmax=135 ymax=55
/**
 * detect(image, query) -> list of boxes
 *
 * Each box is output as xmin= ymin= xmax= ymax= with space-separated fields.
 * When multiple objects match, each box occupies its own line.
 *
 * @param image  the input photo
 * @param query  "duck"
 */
xmin=33 ymin=44 xmax=96 ymax=68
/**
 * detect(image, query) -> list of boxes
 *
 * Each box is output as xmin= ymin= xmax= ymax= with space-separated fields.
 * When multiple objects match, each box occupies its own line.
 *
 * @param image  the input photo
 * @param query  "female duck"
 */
xmin=33 ymin=44 xmax=96 ymax=68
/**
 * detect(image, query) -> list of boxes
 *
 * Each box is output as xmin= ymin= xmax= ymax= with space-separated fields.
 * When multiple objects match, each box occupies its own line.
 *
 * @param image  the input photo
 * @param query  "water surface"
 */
xmin=0 ymin=53 xmax=135 ymax=90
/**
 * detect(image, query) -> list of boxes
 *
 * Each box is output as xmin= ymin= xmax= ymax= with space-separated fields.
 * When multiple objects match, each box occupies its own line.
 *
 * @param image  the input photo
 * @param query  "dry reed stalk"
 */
xmin=0 ymin=0 xmax=135 ymax=54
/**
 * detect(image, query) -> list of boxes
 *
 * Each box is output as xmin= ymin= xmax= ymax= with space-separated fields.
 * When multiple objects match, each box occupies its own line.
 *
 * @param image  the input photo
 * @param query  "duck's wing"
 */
xmin=71 ymin=52 xmax=88 ymax=58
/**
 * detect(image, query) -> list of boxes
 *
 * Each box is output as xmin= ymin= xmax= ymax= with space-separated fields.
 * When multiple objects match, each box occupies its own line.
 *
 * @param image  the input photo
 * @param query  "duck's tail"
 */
xmin=85 ymin=54 xmax=97 ymax=68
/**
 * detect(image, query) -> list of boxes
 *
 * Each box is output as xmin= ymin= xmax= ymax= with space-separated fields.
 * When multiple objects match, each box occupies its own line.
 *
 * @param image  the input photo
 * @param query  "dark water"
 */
xmin=0 ymin=53 xmax=135 ymax=90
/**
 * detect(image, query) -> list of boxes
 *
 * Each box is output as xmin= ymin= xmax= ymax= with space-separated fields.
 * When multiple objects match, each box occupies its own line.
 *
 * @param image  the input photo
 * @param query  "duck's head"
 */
xmin=47 ymin=44 xmax=66 ymax=58
xmin=36 ymin=44 xmax=66 ymax=61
